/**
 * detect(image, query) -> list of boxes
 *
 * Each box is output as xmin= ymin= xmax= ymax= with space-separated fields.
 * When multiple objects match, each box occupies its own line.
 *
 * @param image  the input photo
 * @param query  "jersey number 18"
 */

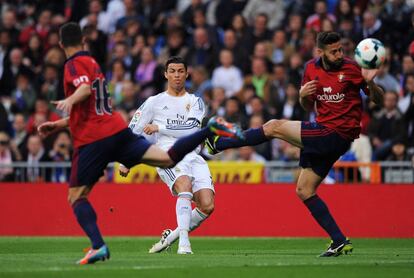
xmin=92 ymin=78 xmax=112 ymax=115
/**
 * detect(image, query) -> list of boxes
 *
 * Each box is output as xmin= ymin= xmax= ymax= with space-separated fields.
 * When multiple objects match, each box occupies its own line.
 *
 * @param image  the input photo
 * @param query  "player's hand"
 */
xmin=37 ymin=121 xmax=57 ymax=138
xmin=299 ymin=80 xmax=318 ymax=99
xmin=361 ymin=68 xmax=378 ymax=82
xmin=143 ymin=124 xmax=159 ymax=135
xmin=119 ymin=164 xmax=130 ymax=177
xmin=52 ymin=99 xmax=73 ymax=114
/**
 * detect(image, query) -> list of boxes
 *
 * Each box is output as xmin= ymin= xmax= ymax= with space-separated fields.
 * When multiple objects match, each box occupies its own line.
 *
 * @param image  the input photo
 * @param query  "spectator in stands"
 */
xmin=118 ymin=80 xmax=141 ymax=113
xmin=386 ymin=139 xmax=411 ymax=162
xmin=306 ymin=0 xmax=337 ymax=32
xmin=181 ymin=0 xmax=205 ymax=28
xmin=24 ymin=34 xmax=43 ymax=75
xmin=360 ymin=10 xmax=385 ymax=42
xmin=108 ymin=59 xmax=129 ymax=107
xmin=334 ymin=0 xmax=354 ymax=24
xmin=83 ymin=23 xmax=108 ymax=72
xmin=269 ymin=63 xmax=288 ymax=113
xmin=374 ymin=63 xmax=401 ymax=95
xmin=242 ymin=0 xmax=285 ymax=30
xmin=157 ymin=28 xmax=188 ymax=66
xmin=223 ymin=96 xmax=248 ymax=130
xmin=278 ymin=83 xmax=307 ymax=121
xmin=247 ymin=95 xmax=272 ymax=121
xmin=25 ymin=134 xmax=50 ymax=182
xmin=222 ymin=28 xmax=249 ymax=74
xmin=43 ymin=46 xmax=66 ymax=69
xmin=350 ymin=133 xmax=373 ymax=183
xmin=111 ymin=42 xmax=133 ymax=76
xmin=0 ymin=47 xmax=34 ymax=97
xmin=0 ymin=132 xmax=16 ymax=181
xmin=0 ymin=103 xmax=8 ymax=134
xmin=48 ymin=130 xmax=72 ymax=183
xmin=270 ymin=29 xmax=295 ymax=66
xmin=368 ymin=90 xmax=407 ymax=160
xmin=0 ymin=9 xmax=20 ymax=47
xmin=19 ymin=9 xmax=52 ymax=46
xmin=38 ymin=63 xmax=61 ymax=104
xmin=230 ymin=13 xmax=249 ymax=43
xmin=206 ymin=86 xmax=226 ymax=117
xmin=238 ymin=146 xmax=266 ymax=162
xmin=285 ymin=13 xmax=303 ymax=51
xmin=10 ymin=73 xmax=36 ymax=115
xmin=188 ymin=65 xmax=212 ymax=99
xmin=134 ymin=46 xmax=163 ymax=97
xmin=243 ymin=13 xmax=272 ymax=54
xmin=11 ymin=113 xmax=29 ymax=159
xmin=80 ymin=0 xmax=110 ymax=34
xmin=191 ymin=8 xmax=220 ymax=48
xmin=211 ymin=49 xmax=243 ymax=98
xmin=185 ymin=27 xmax=218 ymax=73
xmin=243 ymin=57 xmax=272 ymax=103
xmin=26 ymin=98 xmax=61 ymax=135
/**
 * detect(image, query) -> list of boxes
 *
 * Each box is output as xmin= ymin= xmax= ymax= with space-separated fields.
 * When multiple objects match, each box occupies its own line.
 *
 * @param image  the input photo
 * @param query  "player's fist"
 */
xmin=361 ymin=68 xmax=378 ymax=82
xmin=299 ymin=80 xmax=318 ymax=99
xmin=119 ymin=164 xmax=130 ymax=177
xmin=37 ymin=121 xmax=57 ymax=138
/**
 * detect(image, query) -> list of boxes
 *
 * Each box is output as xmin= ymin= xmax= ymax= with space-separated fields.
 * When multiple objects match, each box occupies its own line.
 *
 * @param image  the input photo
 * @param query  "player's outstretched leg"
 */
xmin=167 ymin=117 xmax=243 ymax=164
xmin=205 ymin=127 xmax=268 ymax=155
xmin=176 ymin=192 xmax=193 ymax=254
xmin=72 ymin=197 xmax=110 ymax=264
xmin=149 ymin=208 xmax=209 ymax=254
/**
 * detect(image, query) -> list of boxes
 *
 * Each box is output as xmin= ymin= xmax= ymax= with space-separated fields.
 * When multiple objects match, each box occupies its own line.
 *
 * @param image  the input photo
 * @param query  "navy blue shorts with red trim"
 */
xmin=300 ymin=121 xmax=352 ymax=178
xmin=70 ymin=128 xmax=152 ymax=187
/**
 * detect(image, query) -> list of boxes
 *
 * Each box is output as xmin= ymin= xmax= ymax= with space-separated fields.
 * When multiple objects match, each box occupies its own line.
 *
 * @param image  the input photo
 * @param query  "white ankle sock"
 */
xmin=176 ymin=192 xmax=192 ymax=246
xmin=167 ymin=208 xmax=209 ymax=245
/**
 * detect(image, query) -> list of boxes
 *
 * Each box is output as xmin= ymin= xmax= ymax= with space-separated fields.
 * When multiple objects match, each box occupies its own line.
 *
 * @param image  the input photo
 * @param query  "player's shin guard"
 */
xmin=215 ymin=127 xmax=268 ymax=151
xmin=304 ymin=195 xmax=346 ymax=244
xmin=176 ymin=192 xmax=193 ymax=247
xmin=72 ymin=198 xmax=105 ymax=249
xmin=167 ymin=128 xmax=213 ymax=164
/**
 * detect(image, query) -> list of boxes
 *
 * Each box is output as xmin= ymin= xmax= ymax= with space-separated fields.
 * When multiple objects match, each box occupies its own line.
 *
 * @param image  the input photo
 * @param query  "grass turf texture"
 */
xmin=0 ymin=237 xmax=413 ymax=278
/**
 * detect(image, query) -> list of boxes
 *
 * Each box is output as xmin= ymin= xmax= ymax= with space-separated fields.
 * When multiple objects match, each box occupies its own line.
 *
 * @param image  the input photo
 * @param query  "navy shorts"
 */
xmin=70 ymin=128 xmax=152 ymax=187
xmin=300 ymin=122 xmax=352 ymax=178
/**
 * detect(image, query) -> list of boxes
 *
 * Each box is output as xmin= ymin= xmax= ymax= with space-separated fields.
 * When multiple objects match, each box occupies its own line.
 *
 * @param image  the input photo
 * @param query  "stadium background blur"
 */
xmin=0 ymin=0 xmax=413 ymax=183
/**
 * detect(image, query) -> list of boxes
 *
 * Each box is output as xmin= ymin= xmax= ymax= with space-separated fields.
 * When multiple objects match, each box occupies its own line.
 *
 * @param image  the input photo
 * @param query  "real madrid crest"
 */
xmin=186 ymin=103 xmax=190 ymax=112
xmin=338 ymin=72 xmax=345 ymax=82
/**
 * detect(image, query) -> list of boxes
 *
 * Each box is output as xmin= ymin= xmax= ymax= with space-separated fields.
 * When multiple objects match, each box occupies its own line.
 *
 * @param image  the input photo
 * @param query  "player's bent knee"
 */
xmin=198 ymin=201 xmax=214 ymax=215
xmin=296 ymin=186 xmax=313 ymax=201
xmin=263 ymin=119 xmax=286 ymax=138
xmin=67 ymin=187 xmax=89 ymax=205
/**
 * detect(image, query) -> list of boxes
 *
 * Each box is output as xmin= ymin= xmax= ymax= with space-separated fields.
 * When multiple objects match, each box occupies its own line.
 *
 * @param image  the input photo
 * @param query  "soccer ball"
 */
xmin=354 ymin=38 xmax=386 ymax=69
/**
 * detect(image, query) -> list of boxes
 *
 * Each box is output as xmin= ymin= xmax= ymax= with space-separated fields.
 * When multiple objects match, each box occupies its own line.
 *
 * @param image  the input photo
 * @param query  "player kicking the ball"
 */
xmin=120 ymin=56 xmax=220 ymax=255
xmin=205 ymin=32 xmax=384 ymax=257
xmin=37 ymin=23 xmax=242 ymax=264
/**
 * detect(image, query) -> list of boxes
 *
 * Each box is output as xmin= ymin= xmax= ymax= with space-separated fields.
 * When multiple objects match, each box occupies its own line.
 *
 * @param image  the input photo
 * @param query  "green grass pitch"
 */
xmin=0 ymin=237 xmax=413 ymax=278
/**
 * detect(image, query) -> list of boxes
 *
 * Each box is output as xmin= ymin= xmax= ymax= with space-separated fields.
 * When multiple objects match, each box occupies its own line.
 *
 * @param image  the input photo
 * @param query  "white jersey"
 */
xmin=129 ymin=91 xmax=206 ymax=152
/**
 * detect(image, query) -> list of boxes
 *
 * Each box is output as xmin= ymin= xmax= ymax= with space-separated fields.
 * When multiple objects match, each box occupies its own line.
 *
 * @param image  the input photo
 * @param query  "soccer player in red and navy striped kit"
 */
xmin=38 ymin=22 xmax=242 ymax=265
xmin=206 ymin=32 xmax=384 ymax=256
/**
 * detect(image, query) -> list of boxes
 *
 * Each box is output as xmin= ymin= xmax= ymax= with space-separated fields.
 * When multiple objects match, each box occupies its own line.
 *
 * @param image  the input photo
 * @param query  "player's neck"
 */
xmin=166 ymin=88 xmax=186 ymax=97
xmin=65 ymin=46 xmax=84 ymax=59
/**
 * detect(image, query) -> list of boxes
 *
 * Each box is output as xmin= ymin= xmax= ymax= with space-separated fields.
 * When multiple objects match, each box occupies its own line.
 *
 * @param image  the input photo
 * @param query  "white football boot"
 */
xmin=148 ymin=229 xmax=172 ymax=253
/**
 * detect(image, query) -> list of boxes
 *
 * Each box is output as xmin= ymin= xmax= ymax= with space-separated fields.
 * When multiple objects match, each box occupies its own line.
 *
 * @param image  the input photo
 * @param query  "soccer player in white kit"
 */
xmin=120 ymin=56 xmax=215 ymax=254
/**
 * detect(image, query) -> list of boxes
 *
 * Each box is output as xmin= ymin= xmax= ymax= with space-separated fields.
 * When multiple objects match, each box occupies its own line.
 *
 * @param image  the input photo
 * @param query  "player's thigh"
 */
xmin=140 ymin=145 xmax=173 ymax=168
xmin=193 ymin=188 xmax=215 ymax=214
xmin=172 ymin=176 xmax=193 ymax=193
xmin=296 ymin=168 xmax=324 ymax=200
xmin=157 ymin=157 xmax=193 ymax=195
xmin=263 ymin=119 xmax=303 ymax=148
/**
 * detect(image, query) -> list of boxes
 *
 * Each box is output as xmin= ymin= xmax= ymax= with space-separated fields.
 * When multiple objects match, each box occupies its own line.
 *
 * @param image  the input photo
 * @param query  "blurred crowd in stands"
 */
xmin=0 ymin=0 xmax=414 ymax=182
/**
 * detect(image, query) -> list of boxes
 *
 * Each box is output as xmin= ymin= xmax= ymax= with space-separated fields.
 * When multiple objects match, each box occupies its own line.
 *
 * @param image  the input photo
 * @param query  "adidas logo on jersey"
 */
xmin=162 ymin=106 xmax=169 ymax=110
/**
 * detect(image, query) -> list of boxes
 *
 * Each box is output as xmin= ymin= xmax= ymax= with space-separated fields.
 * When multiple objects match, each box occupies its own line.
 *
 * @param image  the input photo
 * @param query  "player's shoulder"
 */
xmin=342 ymin=57 xmax=361 ymax=70
xmin=303 ymin=58 xmax=319 ymax=71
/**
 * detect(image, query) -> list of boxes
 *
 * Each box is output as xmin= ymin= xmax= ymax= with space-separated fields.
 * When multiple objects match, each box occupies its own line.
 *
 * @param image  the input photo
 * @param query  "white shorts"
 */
xmin=157 ymin=153 xmax=214 ymax=196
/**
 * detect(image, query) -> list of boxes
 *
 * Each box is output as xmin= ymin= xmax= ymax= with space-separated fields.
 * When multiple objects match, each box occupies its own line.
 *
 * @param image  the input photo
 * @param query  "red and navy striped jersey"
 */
xmin=63 ymin=51 xmax=126 ymax=147
xmin=301 ymin=57 xmax=369 ymax=140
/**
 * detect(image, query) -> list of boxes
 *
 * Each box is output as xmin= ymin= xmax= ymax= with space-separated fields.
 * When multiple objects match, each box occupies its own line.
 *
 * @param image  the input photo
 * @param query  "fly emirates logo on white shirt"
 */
xmin=317 ymin=86 xmax=345 ymax=103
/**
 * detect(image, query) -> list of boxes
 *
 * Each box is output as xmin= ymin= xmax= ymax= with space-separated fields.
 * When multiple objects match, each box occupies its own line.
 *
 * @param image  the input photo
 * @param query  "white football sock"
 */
xmin=176 ymin=192 xmax=192 ymax=247
xmin=166 ymin=208 xmax=209 ymax=245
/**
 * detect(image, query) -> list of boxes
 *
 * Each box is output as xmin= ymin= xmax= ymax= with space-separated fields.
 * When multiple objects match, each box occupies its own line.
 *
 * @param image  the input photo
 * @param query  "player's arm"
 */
xmin=37 ymin=117 xmax=69 ymax=138
xmin=361 ymin=68 xmax=383 ymax=105
xmin=53 ymin=84 xmax=91 ymax=114
xmin=299 ymin=80 xmax=318 ymax=112
xmin=129 ymin=98 xmax=154 ymax=134
xmin=158 ymin=97 xmax=205 ymax=137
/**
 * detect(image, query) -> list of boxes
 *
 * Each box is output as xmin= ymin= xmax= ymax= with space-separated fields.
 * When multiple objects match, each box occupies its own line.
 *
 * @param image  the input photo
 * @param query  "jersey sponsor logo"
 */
xmin=323 ymin=87 xmax=332 ymax=93
xmin=317 ymin=92 xmax=345 ymax=103
xmin=73 ymin=75 xmax=89 ymax=87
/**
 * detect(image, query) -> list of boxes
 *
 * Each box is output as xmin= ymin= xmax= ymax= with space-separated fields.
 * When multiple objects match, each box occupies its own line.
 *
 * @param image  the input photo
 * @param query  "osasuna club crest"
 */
xmin=338 ymin=72 xmax=345 ymax=82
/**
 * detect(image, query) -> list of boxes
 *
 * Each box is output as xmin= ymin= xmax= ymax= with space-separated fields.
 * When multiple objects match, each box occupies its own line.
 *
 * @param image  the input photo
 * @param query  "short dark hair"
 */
xmin=317 ymin=31 xmax=341 ymax=49
xmin=165 ymin=56 xmax=187 ymax=72
xmin=59 ymin=22 xmax=82 ymax=47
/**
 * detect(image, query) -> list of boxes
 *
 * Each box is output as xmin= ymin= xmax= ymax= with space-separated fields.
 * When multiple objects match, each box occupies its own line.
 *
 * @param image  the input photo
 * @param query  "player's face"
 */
xmin=165 ymin=63 xmax=188 ymax=91
xmin=321 ymin=41 xmax=344 ymax=70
